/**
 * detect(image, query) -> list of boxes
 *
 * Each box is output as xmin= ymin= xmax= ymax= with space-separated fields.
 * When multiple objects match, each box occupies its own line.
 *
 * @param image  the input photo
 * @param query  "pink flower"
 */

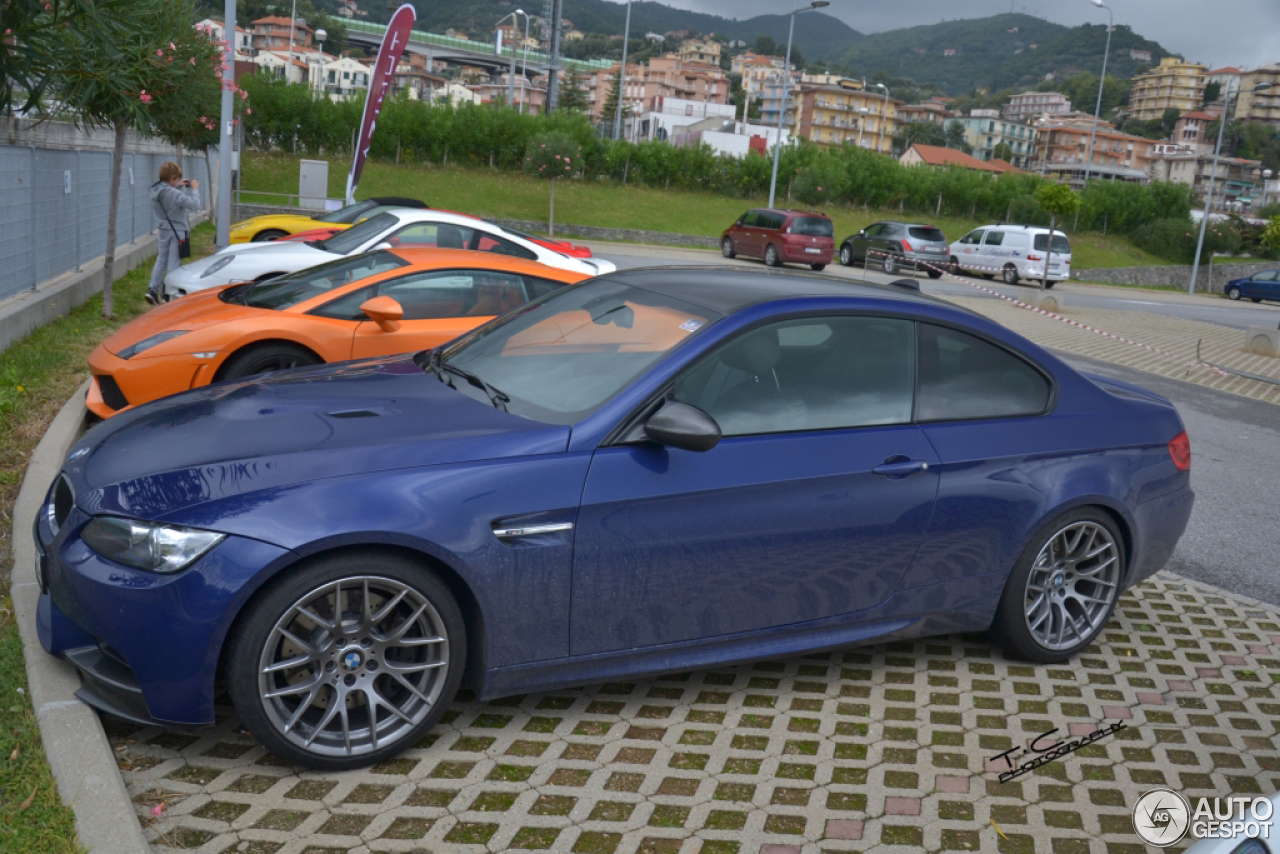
xmin=246 ymin=108 xmax=252 ymax=115
xmin=239 ymin=89 xmax=248 ymax=100
xmin=169 ymin=42 xmax=175 ymax=50
xmin=189 ymin=58 xmax=195 ymax=65
xmin=157 ymin=49 xmax=164 ymax=56
xmin=139 ymin=89 xmax=151 ymax=104
xmin=151 ymin=802 xmax=165 ymax=819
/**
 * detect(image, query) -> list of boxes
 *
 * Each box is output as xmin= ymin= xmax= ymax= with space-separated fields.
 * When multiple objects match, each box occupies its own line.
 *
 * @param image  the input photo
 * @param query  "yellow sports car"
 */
xmin=228 ymin=196 xmax=427 ymax=243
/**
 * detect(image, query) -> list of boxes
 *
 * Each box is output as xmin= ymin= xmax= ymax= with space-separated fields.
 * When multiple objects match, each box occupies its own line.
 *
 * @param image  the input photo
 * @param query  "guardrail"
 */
xmin=342 ymin=19 xmax=614 ymax=72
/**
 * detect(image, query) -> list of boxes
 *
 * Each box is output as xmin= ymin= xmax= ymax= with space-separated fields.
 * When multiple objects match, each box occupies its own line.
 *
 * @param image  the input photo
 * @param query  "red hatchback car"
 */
xmin=721 ymin=208 xmax=835 ymax=270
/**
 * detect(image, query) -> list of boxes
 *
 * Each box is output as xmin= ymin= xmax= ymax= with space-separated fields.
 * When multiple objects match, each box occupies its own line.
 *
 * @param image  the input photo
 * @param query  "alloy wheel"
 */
xmin=1227 ymin=286 xmax=1241 ymax=300
xmin=839 ymin=245 xmax=852 ymax=266
xmin=256 ymin=575 xmax=451 ymax=759
xmin=722 ymin=237 xmax=735 ymax=258
xmin=1023 ymin=521 xmax=1119 ymax=652
xmin=883 ymin=254 xmax=897 ymax=275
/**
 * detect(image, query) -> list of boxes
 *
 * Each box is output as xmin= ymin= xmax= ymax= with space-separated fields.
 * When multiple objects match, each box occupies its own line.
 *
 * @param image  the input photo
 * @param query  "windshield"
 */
xmin=436 ymin=280 xmax=720 ymax=424
xmin=314 ymin=200 xmax=376 ymax=224
xmin=791 ymin=217 xmax=833 ymax=237
xmin=231 ymin=252 xmax=408 ymax=310
xmin=319 ymin=212 xmax=398 ymax=255
xmin=909 ymin=227 xmax=946 ymax=242
xmin=1033 ymin=233 xmax=1072 ymax=254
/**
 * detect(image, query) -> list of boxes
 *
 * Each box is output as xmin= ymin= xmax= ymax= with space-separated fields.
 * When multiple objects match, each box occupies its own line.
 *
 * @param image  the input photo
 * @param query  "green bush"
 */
xmin=1131 ymin=218 xmax=1242 ymax=263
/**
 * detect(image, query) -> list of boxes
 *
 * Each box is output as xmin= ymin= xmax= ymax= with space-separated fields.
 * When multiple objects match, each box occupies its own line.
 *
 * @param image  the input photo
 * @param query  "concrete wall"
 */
xmin=1077 ymin=261 xmax=1278 ymax=294
xmin=232 ymin=204 xmax=721 ymax=248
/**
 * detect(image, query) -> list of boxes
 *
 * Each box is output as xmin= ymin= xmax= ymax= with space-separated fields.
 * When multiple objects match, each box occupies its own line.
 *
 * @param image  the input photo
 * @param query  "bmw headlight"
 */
xmin=117 ymin=330 xmax=190 ymax=360
xmin=201 ymin=256 xmax=235 ymax=278
xmin=81 ymin=516 xmax=225 ymax=574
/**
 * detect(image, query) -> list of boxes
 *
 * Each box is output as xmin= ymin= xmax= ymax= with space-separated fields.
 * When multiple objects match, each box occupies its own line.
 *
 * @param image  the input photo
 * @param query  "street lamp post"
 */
xmin=869 ymin=81 xmax=890 ymax=153
xmin=856 ymin=106 xmax=869 ymax=148
xmin=1082 ymin=0 xmax=1112 ymax=185
xmin=286 ymin=0 xmax=298 ymax=80
xmin=1261 ymin=168 xmax=1273 ymax=212
xmin=613 ymin=0 xmax=632 ymax=141
xmin=1037 ymin=120 xmax=1050 ymax=176
xmin=768 ymin=0 xmax=830 ymax=209
xmin=516 ymin=10 xmax=530 ymax=114
xmin=497 ymin=12 xmax=519 ymax=108
xmin=1190 ymin=82 xmax=1272 ymax=295
xmin=313 ymin=29 xmax=326 ymax=94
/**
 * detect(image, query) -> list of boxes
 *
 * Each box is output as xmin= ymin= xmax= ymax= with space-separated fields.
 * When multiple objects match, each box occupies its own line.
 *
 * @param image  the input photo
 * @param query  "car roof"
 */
xmin=748 ymin=208 xmax=830 ymax=218
xmin=605 ymin=266 xmax=955 ymax=314
xmin=383 ymin=248 xmax=585 ymax=281
xmin=977 ymin=224 xmax=1067 ymax=233
xmin=367 ymin=196 xmax=427 ymax=208
xmin=874 ymin=221 xmax=944 ymax=229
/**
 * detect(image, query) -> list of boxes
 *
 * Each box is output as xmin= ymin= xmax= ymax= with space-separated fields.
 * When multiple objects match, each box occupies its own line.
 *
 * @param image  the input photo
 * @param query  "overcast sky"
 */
xmin=623 ymin=0 xmax=1280 ymax=70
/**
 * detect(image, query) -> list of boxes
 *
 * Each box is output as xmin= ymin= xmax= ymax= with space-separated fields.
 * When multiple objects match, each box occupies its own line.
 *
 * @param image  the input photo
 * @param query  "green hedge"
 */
xmin=239 ymin=77 xmax=1195 ymax=239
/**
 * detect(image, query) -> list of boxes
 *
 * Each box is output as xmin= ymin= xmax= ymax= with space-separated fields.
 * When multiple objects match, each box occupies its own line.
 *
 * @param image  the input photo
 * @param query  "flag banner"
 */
xmin=346 ymin=3 xmax=417 ymax=203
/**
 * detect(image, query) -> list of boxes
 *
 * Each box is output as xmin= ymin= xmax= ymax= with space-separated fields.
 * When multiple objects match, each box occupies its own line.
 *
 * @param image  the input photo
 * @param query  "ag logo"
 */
xmin=1133 ymin=789 xmax=1191 ymax=846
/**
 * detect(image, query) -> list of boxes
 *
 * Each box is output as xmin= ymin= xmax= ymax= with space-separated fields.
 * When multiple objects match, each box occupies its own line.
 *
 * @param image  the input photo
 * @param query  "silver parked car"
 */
xmin=838 ymin=221 xmax=949 ymax=279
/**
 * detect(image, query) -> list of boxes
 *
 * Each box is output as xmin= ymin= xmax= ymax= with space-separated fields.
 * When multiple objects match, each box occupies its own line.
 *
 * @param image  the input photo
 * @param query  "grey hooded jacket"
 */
xmin=150 ymin=181 xmax=202 ymax=236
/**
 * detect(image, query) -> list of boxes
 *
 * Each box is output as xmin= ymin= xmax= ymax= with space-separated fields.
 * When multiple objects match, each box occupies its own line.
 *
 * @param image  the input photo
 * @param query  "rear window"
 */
xmin=916 ymin=324 xmax=1051 ymax=421
xmin=791 ymin=217 xmax=833 ymax=237
xmin=909 ymin=227 xmax=946 ymax=242
xmin=1033 ymin=233 xmax=1072 ymax=253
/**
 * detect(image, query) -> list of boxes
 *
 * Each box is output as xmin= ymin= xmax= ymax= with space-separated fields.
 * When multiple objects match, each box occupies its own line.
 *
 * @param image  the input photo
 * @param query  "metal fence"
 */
xmin=0 ymin=145 xmax=209 ymax=303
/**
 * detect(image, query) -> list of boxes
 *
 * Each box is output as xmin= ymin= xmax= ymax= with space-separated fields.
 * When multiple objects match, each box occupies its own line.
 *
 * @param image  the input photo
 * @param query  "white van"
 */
xmin=948 ymin=224 xmax=1072 ymax=288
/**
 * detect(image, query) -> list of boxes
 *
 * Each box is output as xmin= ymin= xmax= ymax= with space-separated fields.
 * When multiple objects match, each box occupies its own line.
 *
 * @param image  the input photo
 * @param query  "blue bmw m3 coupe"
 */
xmin=36 ymin=268 xmax=1194 ymax=768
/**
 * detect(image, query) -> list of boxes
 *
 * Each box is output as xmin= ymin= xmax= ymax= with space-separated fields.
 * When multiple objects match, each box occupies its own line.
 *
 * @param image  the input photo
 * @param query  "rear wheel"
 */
xmin=1044 ymin=280 xmax=1056 ymax=290
xmin=1251 ymin=297 xmax=1263 ymax=303
xmin=227 ymin=552 xmax=466 ymax=770
xmin=1226 ymin=285 xmax=1242 ymax=300
xmin=764 ymin=244 xmax=781 ymax=267
xmin=220 ymin=343 xmax=321 ymax=380
xmin=721 ymin=237 xmax=736 ymax=259
xmin=991 ymin=508 xmax=1125 ymax=663
xmin=949 ymin=256 xmax=961 ymax=274
xmin=882 ymin=254 xmax=898 ymax=275
xmin=839 ymin=245 xmax=853 ymax=267
xmin=926 ymin=268 xmax=943 ymax=280
xmin=253 ymin=229 xmax=289 ymax=242
xmin=810 ymin=263 xmax=826 ymax=271
xmin=1002 ymin=265 xmax=1019 ymax=285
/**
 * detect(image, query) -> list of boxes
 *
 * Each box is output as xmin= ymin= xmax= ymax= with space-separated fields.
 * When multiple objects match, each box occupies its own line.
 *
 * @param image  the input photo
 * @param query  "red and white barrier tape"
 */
xmin=863 ymin=249 xmax=1231 ymax=379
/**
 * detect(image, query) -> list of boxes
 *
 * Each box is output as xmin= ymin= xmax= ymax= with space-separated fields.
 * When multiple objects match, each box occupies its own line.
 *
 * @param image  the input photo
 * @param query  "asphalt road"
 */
xmin=597 ymin=250 xmax=1280 ymax=331
xmin=597 ymin=248 xmax=1280 ymax=606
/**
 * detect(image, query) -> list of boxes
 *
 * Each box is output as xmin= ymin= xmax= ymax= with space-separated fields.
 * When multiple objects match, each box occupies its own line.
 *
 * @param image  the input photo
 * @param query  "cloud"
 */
xmin=615 ymin=0 xmax=1280 ymax=70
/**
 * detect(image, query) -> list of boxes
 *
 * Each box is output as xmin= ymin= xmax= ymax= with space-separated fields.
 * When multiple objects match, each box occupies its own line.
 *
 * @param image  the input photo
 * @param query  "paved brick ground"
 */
xmin=114 ymin=573 xmax=1280 ymax=853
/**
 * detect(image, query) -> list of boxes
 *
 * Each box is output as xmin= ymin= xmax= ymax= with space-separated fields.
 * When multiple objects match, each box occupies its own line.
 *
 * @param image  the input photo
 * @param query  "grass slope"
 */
xmin=242 ymin=152 xmax=1170 ymax=270
xmin=0 ymin=223 xmax=216 ymax=854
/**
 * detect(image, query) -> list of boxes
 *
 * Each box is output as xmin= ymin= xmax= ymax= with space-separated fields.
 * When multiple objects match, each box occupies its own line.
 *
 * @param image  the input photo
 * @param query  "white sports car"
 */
xmin=165 ymin=210 xmax=615 ymax=299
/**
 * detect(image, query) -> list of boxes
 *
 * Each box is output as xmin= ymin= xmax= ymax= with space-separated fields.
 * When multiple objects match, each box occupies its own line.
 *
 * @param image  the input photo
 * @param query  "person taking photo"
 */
xmin=147 ymin=162 xmax=201 ymax=305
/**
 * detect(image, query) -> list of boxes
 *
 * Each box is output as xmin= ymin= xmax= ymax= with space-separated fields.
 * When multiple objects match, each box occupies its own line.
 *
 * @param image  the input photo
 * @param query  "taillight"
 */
xmin=1168 ymin=430 xmax=1191 ymax=471
xmin=1027 ymin=254 xmax=1042 ymax=261
xmin=901 ymin=240 xmax=913 ymax=252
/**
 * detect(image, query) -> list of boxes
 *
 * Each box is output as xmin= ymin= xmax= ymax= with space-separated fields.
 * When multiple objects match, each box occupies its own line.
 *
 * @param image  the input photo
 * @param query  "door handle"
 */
xmin=872 ymin=458 xmax=930 ymax=478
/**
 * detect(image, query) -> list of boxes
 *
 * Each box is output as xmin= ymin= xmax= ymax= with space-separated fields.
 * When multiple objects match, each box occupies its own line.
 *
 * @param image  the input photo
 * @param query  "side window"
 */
xmin=1254 ymin=271 xmax=1276 ymax=282
xmin=523 ymin=275 xmax=571 ymax=300
xmin=983 ymin=231 xmax=1005 ymax=246
xmin=473 ymin=231 xmax=538 ymax=260
xmin=672 ymin=316 xmax=916 ymax=437
xmin=763 ymin=213 xmax=784 ymax=230
xmin=916 ymin=324 xmax=1051 ymax=421
xmin=958 ymin=230 xmax=984 ymax=245
xmin=310 ymin=286 xmax=375 ymax=320
xmin=376 ymin=270 xmax=528 ymax=320
xmin=864 ymin=223 xmax=883 ymax=237
xmin=388 ymin=222 xmax=474 ymax=249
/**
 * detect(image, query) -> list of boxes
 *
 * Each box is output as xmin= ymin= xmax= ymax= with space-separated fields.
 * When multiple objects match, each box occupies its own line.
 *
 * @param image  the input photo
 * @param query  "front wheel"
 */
xmin=220 ymin=343 xmax=321 ymax=380
xmin=810 ymin=263 xmax=826 ymax=271
xmin=927 ymin=268 xmax=943 ymax=280
xmin=764 ymin=244 xmax=781 ymax=267
xmin=991 ymin=509 xmax=1125 ymax=663
xmin=882 ymin=254 xmax=898 ymax=275
xmin=1226 ymin=285 xmax=1241 ymax=300
xmin=721 ymin=237 xmax=736 ymax=259
xmin=226 ymin=552 xmax=466 ymax=770
xmin=253 ymin=229 xmax=289 ymax=242
xmin=949 ymin=256 xmax=962 ymax=275
xmin=839 ymin=245 xmax=853 ymax=267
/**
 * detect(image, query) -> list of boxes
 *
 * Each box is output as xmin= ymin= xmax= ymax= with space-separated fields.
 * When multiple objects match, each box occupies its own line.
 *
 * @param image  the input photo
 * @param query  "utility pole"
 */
xmin=544 ymin=0 xmax=564 ymax=112
xmin=217 ymin=0 xmax=236 ymax=247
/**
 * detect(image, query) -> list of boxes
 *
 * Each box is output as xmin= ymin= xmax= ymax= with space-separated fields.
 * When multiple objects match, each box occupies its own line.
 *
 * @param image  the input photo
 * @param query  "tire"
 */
xmin=721 ymin=237 xmax=736 ymax=259
xmin=1251 ymin=297 xmax=1263 ymax=303
xmin=882 ymin=254 xmax=898 ymax=275
xmin=253 ymin=229 xmax=289 ymax=242
xmin=927 ymin=268 xmax=943 ymax=280
xmin=839 ymin=245 xmax=853 ymax=267
xmin=219 ymin=343 xmax=321 ymax=380
xmin=949 ymin=256 xmax=961 ymax=274
xmin=1002 ymin=265 xmax=1019 ymax=285
xmin=810 ymin=263 xmax=826 ymax=271
xmin=980 ymin=273 xmax=995 ymax=280
xmin=1226 ymin=286 xmax=1241 ymax=300
xmin=226 ymin=551 xmax=466 ymax=770
xmin=1044 ymin=280 xmax=1056 ymax=290
xmin=764 ymin=244 xmax=781 ymax=267
xmin=991 ymin=508 xmax=1125 ymax=663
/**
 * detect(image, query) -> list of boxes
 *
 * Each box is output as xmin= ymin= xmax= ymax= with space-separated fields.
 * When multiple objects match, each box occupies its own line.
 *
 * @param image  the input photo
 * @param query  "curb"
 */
xmin=11 ymin=382 xmax=151 ymax=854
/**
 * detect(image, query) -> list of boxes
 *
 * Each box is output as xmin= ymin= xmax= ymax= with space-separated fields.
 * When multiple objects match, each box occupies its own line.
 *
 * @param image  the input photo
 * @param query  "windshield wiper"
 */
xmin=442 ymin=362 xmax=509 ymax=411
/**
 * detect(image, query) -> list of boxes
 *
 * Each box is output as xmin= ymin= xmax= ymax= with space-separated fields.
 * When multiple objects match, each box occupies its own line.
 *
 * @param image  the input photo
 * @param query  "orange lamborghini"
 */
xmin=87 ymin=249 xmax=588 ymax=418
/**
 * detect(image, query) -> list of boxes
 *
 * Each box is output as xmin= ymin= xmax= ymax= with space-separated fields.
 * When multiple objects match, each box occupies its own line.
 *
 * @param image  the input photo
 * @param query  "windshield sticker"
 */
xmin=679 ymin=319 xmax=703 ymax=332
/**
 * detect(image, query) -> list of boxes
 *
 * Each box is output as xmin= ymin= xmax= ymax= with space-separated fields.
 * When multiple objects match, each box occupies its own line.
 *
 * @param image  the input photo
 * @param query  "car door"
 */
xmin=1251 ymin=271 xmax=1279 ymax=300
xmin=570 ymin=314 xmax=941 ymax=656
xmin=954 ymin=229 xmax=985 ymax=270
xmin=344 ymin=269 xmax=533 ymax=359
xmin=981 ymin=230 xmax=1006 ymax=272
xmin=736 ymin=210 xmax=761 ymax=257
xmin=853 ymin=223 xmax=883 ymax=263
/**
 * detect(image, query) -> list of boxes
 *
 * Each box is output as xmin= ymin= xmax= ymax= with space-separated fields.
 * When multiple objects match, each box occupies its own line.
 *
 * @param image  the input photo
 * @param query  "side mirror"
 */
xmin=644 ymin=402 xmax=721 ymax=452
xmin=360 ymin=296 xmax=404 ymax=332
xmin=372 ymin=241 xmax=393 ymax=251
xmin=857 ymin=230 xmax=866 ymax=237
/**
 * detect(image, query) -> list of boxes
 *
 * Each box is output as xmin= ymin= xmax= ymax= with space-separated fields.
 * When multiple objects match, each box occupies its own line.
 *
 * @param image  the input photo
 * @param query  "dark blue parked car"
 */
xmin=36 ymin=268 xmax=1194 ymax=769
xmin=1225 ymin=269 xmax=1280 ymax=303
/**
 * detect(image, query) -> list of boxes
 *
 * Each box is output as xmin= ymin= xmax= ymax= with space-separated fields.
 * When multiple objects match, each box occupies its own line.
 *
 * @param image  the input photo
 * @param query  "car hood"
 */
xmin=65 ymin=354 xmax=571 ymax=520
xmin=100 ymin=287 xmax=243 ymax=355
